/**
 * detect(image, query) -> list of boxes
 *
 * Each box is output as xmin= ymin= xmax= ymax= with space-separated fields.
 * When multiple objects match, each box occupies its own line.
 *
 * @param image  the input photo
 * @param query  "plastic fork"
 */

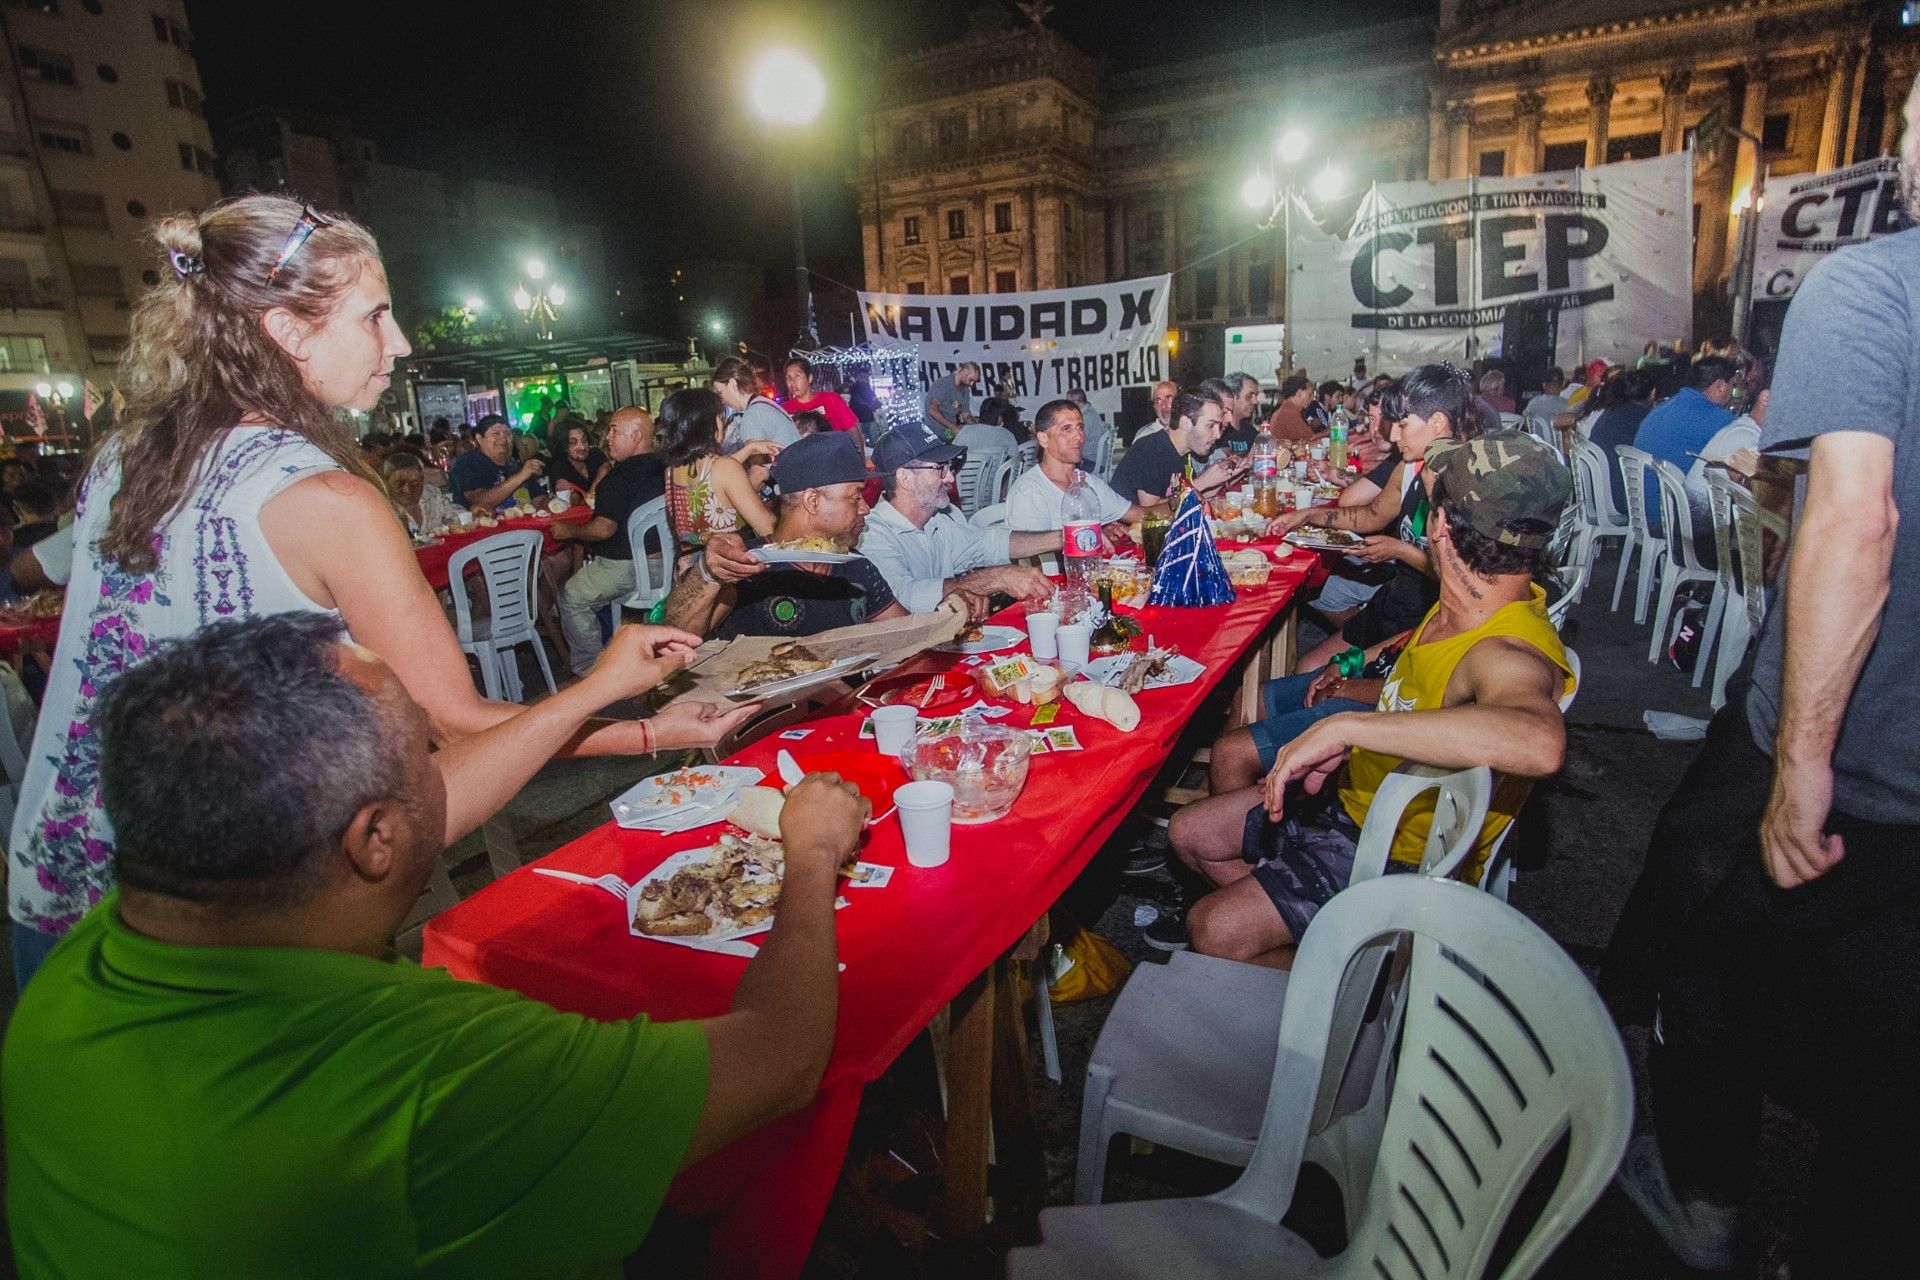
xmin=532 ymin=868 xmax=630 ymax=901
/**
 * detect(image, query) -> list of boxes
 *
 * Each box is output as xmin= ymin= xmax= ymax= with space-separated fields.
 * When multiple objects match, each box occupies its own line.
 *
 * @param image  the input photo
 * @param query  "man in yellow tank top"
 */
xmin=1168 ymin=430 xmax=1574 ymax=967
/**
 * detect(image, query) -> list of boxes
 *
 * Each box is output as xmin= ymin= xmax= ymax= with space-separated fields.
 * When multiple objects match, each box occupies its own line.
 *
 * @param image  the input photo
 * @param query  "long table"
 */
xmin=413 ymin=504 xmax=595 ymax=592
xmin=421 ymin=545 xmax=1317 ymax=1278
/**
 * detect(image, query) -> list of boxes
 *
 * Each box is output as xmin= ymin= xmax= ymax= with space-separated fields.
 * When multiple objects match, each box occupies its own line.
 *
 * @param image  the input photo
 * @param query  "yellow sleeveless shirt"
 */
xmin=1337 ymin=585 xmax=1573 ymax=878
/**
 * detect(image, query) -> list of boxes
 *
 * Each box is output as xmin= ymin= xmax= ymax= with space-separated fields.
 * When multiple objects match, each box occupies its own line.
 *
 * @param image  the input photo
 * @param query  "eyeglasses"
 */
xmin=904 ymin=462 xmax=956 ymax=476
xmin=266 ymin=205 xmax=333 ymax=286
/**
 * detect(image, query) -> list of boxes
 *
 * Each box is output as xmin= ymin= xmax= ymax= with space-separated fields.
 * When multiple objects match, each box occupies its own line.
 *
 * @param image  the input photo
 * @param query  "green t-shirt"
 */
xmin=3 ymin=895 xmax=710 ymax=1279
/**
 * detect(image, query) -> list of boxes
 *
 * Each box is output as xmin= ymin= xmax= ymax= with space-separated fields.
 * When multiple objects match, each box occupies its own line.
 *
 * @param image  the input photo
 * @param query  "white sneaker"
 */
xmin=1616 ymin=1133 xmax=1740 ymax=1272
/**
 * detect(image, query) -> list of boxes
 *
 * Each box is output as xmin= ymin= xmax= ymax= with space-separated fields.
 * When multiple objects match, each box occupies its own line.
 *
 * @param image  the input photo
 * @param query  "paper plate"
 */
xmin=751 ymin=547 xmax=862 ymax=565
xmin=935 ymin=624 xmax=1025 ymax=655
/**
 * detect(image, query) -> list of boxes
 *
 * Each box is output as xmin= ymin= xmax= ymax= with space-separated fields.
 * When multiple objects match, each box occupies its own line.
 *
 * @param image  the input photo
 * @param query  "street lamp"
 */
xmin=463 ymin=295 xmax=486 ymax=313
xmin=1250 ymin=128 xmax=1316 ymax=375
xmin=525 ymin=258 xmax=546 ymax=281
xmin=1276 ymin=128 xmax=1309 ymax=165
xmin=707 ymin=317 xmax=726 ymax=336
xmin=747 ymin=46 xmax=826 ymax=346
xmin=513 ymin=262 xmax=565 ymax=341
xmin=1310 ymin=162 xmax=1346 ymax=204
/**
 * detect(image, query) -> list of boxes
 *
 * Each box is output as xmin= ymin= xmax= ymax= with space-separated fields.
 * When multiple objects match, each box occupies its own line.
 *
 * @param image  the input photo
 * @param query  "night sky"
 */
xmin=185 ymin=0 xmax=1433 ymax=288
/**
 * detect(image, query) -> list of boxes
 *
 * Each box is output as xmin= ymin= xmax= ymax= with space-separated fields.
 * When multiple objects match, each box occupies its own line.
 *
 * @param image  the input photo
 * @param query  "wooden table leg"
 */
xmin=990 ymin=957 xmax=1047 ymax=1229
xmin=939 ymin=969 xmax=995 ymax=1239
xmin=1269 ymin=598 xmax=1298 ymax=676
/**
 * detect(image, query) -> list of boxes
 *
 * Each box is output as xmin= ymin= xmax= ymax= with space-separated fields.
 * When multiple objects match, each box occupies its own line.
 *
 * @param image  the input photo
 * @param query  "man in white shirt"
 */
xmin=1007 ymin=400 xmax=1145 ymax=531
xmin=1133 ymin=380 xmax=1177 ymax=442
xmin=858 ymin=433 xmax=1057 ymax=614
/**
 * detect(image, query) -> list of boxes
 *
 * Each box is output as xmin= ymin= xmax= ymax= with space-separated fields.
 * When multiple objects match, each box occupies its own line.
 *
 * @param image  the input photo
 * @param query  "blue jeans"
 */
xmin=11 ymin=918 xmax=64 ymax=993
xmin=1248 ymin=669 xmax=1372 ymax=770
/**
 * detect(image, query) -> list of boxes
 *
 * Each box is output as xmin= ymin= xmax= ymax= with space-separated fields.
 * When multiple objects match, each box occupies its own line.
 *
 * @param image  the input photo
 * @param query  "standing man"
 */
xmin=447 ymin=415 xmax=546 ymax=511
xmin=551 ymin=407 xmax=668 ymax=674
xmin=712 ymin=356 xmax=798 ymax=451
xmin=1608 ymin=83 xmax=1920 ymax=1277
xmin=1132 ymin=379 xmax=1178 ymax=443
xmin=858 ymin=432 xmax=1057 ymax=615
xmin=782 ymin=358 xmax=865 ymax=456
xmin=1265 ymin=375 xmax=1318 ymax=445
xmin=925 ymin=363 xmax=982 ymax=439
xmin=1110 ymin=387 xmax=1246 ymax=508
xmin=1007 ymin=399 xmax=1144 ymax=532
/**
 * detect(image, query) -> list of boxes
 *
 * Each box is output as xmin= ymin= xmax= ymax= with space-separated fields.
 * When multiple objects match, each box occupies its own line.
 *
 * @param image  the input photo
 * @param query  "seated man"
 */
xmin=663 ymin=430 xmax=908 ymax=638
xmin=1007 ymin=398 xmax=1146 ymax=532
xmin=446 ymin=414 xmax=547 ymax=511
xmin=552 ymin=406 xmax=668 ymax=674
xmin=859 ymin=431 xmax=1057 ymax=615
xmin=1108 ymin=386 xmax=1246 ymax=509
xmin=1163 ymin=432 xmax=1574 ymax=965
xmin=3 ymin=612 xmax=866 ymax=1276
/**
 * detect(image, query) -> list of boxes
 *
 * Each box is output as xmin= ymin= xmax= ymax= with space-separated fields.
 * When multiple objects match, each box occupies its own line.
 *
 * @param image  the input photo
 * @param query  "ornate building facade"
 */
xmin=853 ymin=1 xmax=1919 ymax=361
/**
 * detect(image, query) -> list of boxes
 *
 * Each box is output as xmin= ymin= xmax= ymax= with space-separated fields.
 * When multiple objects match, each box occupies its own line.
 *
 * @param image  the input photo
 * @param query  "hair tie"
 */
xmin=169 ymin=249 xmax=205 ymax=279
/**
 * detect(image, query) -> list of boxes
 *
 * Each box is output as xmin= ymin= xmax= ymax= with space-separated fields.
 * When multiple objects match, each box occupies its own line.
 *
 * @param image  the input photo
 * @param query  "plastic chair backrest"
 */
xmin=1651 ymin=458 xmax=1705 ymax=572
xmin=972 ymin=501 xmax=1009 ymax=530
xmin=1222 ymin=876 xmax=1633 ymax=1280
xmin=1614 ymin=445 xmax=1657 ymax=543
xmin=1349 ymin=764 xmax=1495 ymax=886
xmin=1704 ymin=468 xmax=1739 ymax=594
xmin=1523 ymin=415 xmax=1563 ymax=460
xmin=1084 ymin=431 xmax=1113 ymax=479
xmin=625 ymin=496 xmax=675 ymax=605
xmin=1015 ymin=440 xmax=1039 ymax=476
xmin=988 ymin=453 xmax=1016 ymax=506
xmin=1726 ymin=482 xmax=1788 ymax=630
xmin=445 ymin=529 xmax=542 ymax=644
xmin=956 ymin=450 xmax=1006 ymax=516
xmin=1498 ymin=412 xmax=1523 ymax=430
xmin=1570 ymin=437 xmax=1628 ymax=529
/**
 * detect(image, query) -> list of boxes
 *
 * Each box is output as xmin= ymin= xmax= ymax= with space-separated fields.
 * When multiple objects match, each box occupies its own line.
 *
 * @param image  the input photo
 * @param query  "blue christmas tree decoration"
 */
xmin=1148 ymin=486 xmax=1236 ymax=608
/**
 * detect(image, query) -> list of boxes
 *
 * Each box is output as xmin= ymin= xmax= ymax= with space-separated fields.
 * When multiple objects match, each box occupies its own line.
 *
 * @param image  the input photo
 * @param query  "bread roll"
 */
xmin=1101 ymin=688 xmax=1142 ymax=732
xmin=726 ymin=786 xmax=787 ymax=840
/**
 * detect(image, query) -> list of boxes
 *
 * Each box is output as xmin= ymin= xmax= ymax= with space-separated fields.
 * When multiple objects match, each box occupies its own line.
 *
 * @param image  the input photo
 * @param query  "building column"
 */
xmin=860 ymin=215 xmax=882 ymax=291
xmin=1657 ymin=67 xmax=1690 ymax=155
xmin=1817 ymin=46 xmax=1849 ymax=170
xmin=1446 ymin=102 xmax=1473 ymax=180
xmin=1842 ymin=40 xmax=1869 ymax=164
xmin=1584 ymin=76 xmax=1615 ymax=167
xmin=1728 ymin=59 xmax=1769 ymax=281
xmin=1110 ymin=194 xmax=1127 ymax=278
xmin=1427 ymin=87 xmax=1449 ymax=179
xmin=972 ymin=194 xmax=988 ymax=290
xmin=1880 ymin=67 xmax=1917 ymax=155
xmin=1025 ymin=187 xmax=1039 ymax=288
xmin=1511 ymin=90 xmax=1545 ymax=176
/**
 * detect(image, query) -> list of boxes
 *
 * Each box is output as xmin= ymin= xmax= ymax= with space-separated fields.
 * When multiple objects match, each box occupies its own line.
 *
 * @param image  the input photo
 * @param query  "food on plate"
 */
xmin=957 ymin=624 xmax=985 ymax=644
xmin=1219 ymin=549 xmax=1273 ymax=586
xmin=735 ymin=642 xmax=834 ymax=690
xmin=1063 ymin=681 xmax=1142 ymax=732
xmin=632 ymin=832 xmax=785 ymax=936
xmin=1118 ymin=647 xmax=1174 ymax=695
xmin=726 ymin=786 xmax=787 ymax=840
xmin=1289 ymin=527 xmax=1362 ymax=548
xmin=764 ymin=536 xmax=843 ymax=554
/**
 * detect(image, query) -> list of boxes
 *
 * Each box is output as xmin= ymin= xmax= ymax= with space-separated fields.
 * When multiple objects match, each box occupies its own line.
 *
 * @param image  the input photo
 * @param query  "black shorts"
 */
xmin=1241 ymin=794 xmax=1409 ymax=941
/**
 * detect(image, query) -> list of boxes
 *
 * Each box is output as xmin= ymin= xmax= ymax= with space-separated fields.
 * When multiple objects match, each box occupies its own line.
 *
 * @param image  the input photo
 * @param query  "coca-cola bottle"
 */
xmin=1060 ymin=469 xmax=1103 ymax=617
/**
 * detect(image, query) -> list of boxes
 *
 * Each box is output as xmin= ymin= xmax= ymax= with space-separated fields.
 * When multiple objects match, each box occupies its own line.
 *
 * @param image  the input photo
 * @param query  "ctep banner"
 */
xmin=855 ymin=274 xmax=1171 ymax=419
xmin=1753 ymin=156 xmax=1910 ymax=302
xmin=1287 ymin=151 xmax=1694 ymax=371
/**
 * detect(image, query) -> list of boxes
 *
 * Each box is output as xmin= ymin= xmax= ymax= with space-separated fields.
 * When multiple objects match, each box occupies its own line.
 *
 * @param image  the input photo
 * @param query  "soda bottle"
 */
xmin=1329 ymin=418 xmax=1349 ymax=472
xmin=1061 ymin=469 xmax=1103 ymax=599
xmin=1250 ymin=438 xmax=1281 ymax=518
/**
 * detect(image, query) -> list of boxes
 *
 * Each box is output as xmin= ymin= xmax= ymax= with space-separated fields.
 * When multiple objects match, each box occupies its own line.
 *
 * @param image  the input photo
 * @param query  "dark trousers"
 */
xmin=1604 ymin=695 xmax=1920 ymax=1277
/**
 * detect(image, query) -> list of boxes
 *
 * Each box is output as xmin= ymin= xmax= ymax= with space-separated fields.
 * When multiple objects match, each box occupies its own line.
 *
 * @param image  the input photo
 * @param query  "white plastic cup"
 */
xmin=1291 ymin=459 xmax=1308 ymax=480
xmin=1057 ymin=621 xmax=1092 ymax=668
xmin=895 ymin=780 xmax=955 ymax=867
xmin=1294 ymin=483 xmax=1316 ymax=510
xmin=1026 ymin=609 xmax=1061 ymax=659
xmin=870 ymin=704 xmax=918 ymax=756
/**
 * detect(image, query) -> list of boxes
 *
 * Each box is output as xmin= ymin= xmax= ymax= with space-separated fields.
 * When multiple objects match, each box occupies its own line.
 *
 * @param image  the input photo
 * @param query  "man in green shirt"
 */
xmin=3 ymin=613 xmax=868 ymax=1278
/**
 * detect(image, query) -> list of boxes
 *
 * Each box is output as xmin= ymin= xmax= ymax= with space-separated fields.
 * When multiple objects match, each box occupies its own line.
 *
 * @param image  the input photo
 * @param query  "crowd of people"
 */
xmin=2 ymin=82 xmax=1917 ymax=1276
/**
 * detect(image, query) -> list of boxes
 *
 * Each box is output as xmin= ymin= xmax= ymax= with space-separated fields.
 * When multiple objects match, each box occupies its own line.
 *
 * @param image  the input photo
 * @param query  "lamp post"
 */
xmin=1245 ymin=128 xmax=1340 ymax=378
xmin=512 ymin=258 xmax=565 ymax=341
xmin=1729 ymin=180 xmax=1766 ymax=349
xmin=747 ymin=47 xmax=827 ymax=347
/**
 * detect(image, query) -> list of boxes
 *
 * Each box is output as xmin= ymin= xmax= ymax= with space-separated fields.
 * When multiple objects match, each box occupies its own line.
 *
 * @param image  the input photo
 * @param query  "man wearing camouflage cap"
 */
xmin=1165 ymin=430 xmax=1576 ymax=965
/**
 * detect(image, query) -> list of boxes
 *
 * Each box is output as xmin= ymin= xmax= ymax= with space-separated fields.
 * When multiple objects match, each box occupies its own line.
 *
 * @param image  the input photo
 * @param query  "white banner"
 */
xmin=855 ymin=274 xmax=1171 ymax=419
xmin=1289 ymin=152 xmax=1694 ymax=372
xmin=1754 ymin=156 xmax=1910 ymax=302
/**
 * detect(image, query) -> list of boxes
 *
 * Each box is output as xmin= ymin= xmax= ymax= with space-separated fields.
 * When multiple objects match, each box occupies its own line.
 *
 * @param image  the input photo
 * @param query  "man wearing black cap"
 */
xmin=661 ymin=432 xmax=906 ymax=640
xmin=860 ymin=431 xmax=1058 ymax=615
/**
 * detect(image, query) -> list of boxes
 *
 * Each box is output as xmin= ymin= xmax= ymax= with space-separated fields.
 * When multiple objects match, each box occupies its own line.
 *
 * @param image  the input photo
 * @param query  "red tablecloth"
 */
xmin=0 ymin=614 xmax=59 ymax=659
xmin=413 ymin=505 xmax=595 ymax=592
xmin=422 ymin=544 xmax=1315 ymax=1278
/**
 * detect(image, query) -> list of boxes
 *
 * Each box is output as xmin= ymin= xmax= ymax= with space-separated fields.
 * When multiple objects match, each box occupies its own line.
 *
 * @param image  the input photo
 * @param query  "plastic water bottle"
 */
xmin=1061 ymin=469 xmax=1103 ymax=609
xmin=1250 ymin=438 xmax=1281 ymax=518
xmin=1329 ymin=417 xmax=1349 ymax=472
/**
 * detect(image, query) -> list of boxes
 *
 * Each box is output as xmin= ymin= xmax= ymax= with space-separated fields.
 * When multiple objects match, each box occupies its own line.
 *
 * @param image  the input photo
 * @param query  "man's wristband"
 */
xmin=697 ymin=552 xmax=721 ymax=586
xmin=1334 ymin=646 xmax=1366 ymax=678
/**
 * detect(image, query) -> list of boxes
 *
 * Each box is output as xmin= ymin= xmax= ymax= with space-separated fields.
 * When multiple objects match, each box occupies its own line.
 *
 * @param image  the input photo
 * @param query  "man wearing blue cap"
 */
xmin=859 ymin=430 xmax=1057 ymax=615
xmin=661 ymin=432 xmax=907 ymax=640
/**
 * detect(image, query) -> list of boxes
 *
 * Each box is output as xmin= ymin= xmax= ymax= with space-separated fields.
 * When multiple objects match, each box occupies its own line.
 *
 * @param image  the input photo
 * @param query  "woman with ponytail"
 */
xmin=7 ymin=196 xmax=757 ymax=986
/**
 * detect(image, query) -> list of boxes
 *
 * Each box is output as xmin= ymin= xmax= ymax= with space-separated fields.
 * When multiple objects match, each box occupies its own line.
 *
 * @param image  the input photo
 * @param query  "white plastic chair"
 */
xmin=1480 ymin=648 xmax=1581 ymax=905
xmin=1072 ymin=766 xmax=1493 ymax=1209
xmin=1644 ymin=459 xmax=1719 ymax=668
xmin=1014 ymin=439 xmax=1039 ymax=478
xmin=0 ymin=665 xmax=31 ymax=843
xmin=1612 ymin=445 xmax=1664 ymax=623
xmin=1498 ymin=412 xmax=1524 ymax=431
xmin=1522 ymin=414 xmax=1564 ymax=461
xmin=1567 ymin=437 xmax=1630 ymax=606
xmin=972 ymin=501 xmax=1010 ymax=530
xmin=1083 ymin=430 xmax=1114 ymax=479
xmin=447 ymin=529 xmax=556 ymax=702
xmin=1707 ymin=481 xmax=1789 ymax=710
xmin=620 ymin=495 xmax=676 ymax=613
xmin=1013 ymin=876 xmax=1634 ymax=1280
xmin=955 ymin=450 xmax=1007 ymax=517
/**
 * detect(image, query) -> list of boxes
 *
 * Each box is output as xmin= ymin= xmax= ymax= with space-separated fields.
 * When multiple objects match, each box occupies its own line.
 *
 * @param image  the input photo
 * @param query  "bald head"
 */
xmin=607 ymin=406 xmax=654 ymax=461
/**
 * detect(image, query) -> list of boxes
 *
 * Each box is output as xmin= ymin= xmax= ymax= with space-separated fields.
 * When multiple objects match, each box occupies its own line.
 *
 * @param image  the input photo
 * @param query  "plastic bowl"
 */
xmin=902 ymin=721 xmax=1033 ymax=824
